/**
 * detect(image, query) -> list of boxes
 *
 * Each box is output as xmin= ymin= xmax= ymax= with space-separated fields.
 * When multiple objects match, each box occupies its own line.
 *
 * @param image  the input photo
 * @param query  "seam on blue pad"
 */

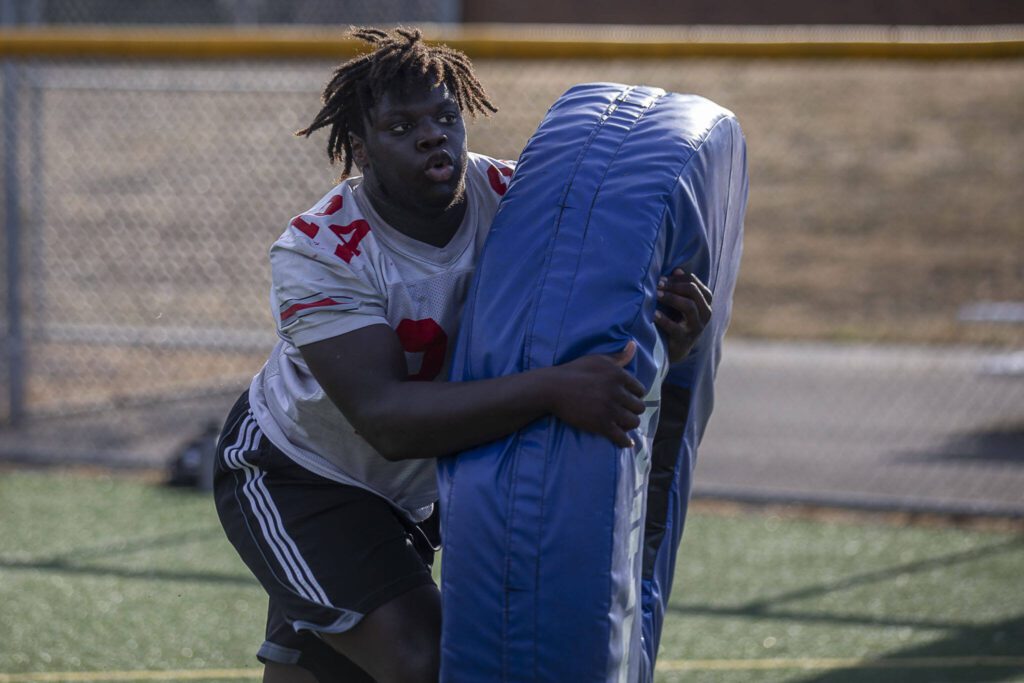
xmin=711 ymin=122 xmax=737 ymax=293
xmin=634 ymin=197 xmax=672 ymax=341
xmin=714 ymin=121 xmax=745 ymax=295
xmin=556 ymin=86 xmax=635 ymax=210
xmin=628 ymin=110 xmax=736 ymax=360
xmin=659 ymin=111 xmax=732 ymax=277
xmin=521 ymin=87 xmax=635 ymax=373
xmin=501 ymin=428 xmax=524 ymax=682
xmin=529 ymin=88 xmax=667 ymax=683
xmin=532 ymin=90 xmax=664 ymax=641
xmin=550 ymin=88 xmax=667 ymax=361
xmin=689 ymin=115 xmax=732 ymax=294
xmin=626 ymin=112 xmax=732 ymax=342
xmin=532 ymin=423 xmax=555 ymax=682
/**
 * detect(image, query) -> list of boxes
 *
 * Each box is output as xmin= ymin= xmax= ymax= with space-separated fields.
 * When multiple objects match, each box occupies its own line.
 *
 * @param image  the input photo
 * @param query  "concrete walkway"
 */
xmin=698 ymin=340 xmax=1024 ymax=516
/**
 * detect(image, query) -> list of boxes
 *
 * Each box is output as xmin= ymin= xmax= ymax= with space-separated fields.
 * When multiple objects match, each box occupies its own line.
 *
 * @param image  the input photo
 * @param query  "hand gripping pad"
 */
xmin=438 ymin=83 xmax=747 ymax=682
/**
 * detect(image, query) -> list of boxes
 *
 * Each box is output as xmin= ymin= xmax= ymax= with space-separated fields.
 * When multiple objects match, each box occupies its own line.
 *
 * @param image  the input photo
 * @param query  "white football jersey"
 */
xmin=249 ymin=153 xmax=516 ymax=521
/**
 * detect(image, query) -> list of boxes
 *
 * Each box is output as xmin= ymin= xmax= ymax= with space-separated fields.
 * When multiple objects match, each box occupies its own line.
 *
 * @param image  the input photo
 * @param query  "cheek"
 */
xmin=376 ymin=157 xmax=420 ymax=195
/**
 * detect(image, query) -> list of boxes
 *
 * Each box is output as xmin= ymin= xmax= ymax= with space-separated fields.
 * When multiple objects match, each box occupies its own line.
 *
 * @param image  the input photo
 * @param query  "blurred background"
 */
xmin=1 ymin=2 xmax=1023 ymax=682
xmin=0 ymin=0 xmax=1021 ymax=516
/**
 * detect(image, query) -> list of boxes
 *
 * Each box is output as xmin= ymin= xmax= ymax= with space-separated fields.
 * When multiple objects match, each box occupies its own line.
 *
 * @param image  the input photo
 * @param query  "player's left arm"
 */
xmin=656 ymin=269 xmax=713 ymax=364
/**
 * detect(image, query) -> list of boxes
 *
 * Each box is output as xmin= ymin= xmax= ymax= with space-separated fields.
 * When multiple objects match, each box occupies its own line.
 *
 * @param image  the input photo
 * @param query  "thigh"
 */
xmin=320 ymin=584 xmax=441 ymax=683
xmin=262 ymin=600 xmax=375 ymax=683
xmin=213 ymin=392 xmax=436 ymax=681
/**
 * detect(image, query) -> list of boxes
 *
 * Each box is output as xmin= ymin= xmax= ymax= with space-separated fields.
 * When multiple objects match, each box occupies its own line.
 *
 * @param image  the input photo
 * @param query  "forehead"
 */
xmin=370 ymin=82 xmax=457 ymax=119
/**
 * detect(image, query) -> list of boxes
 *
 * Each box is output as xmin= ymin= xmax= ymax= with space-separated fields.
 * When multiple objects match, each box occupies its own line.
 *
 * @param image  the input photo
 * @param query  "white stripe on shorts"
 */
xmin=224 ymin=411 xmax=333 ymax=607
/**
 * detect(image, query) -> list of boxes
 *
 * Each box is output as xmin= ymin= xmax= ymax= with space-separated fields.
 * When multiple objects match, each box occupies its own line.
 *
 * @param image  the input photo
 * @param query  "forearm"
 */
xmin=351 ymin=370 xmax=557 ymax=461
xmin=301 ymin=325 xmax=643 ymax=460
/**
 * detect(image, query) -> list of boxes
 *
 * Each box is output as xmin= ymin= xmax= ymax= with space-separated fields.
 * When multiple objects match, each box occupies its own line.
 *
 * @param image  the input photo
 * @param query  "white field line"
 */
xmin=4 ymin=658 xmax=1024 ymax=681
xmin=0 ymin=671 xmax=260 ymax=682
xmin=656 ymin=656 xmax=1024 ymax=671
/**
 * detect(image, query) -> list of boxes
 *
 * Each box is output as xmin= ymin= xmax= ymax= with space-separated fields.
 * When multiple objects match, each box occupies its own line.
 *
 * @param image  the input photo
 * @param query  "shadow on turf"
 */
xmin=896 ymin=424 xmax=1024 ymax=467
xmin=669 ymin=536 xmax=1024 ymax=631
xmin=790 ymin=615 xmax=1024 ymax=683
xmin=0 ymin=526 xmax=254 ymax=586
xmin=49 ymin=526 xmax=226 ymax=562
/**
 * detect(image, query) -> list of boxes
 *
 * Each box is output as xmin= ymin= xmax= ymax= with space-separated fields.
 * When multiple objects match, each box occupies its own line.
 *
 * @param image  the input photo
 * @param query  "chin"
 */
xmin=422 ymin=174 xmax=467 ymax=212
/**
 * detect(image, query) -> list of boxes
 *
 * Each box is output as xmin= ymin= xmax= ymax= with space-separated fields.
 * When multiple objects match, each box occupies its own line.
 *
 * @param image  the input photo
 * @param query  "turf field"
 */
xmin=1 ymin=469 xmax=1022 ymax=683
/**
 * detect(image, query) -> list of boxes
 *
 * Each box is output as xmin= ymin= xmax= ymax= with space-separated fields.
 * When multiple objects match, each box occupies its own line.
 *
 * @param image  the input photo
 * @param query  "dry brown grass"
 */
xmin=467 ymin=59 xmax=1024 ymax=347
xmin=7 ymin=58 xmax=1023 ymax=415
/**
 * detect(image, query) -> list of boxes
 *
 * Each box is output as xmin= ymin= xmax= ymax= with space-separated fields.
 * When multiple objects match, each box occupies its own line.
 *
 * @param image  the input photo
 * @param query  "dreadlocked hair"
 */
xmin=296 ymin=26 xmax=497 ymax=178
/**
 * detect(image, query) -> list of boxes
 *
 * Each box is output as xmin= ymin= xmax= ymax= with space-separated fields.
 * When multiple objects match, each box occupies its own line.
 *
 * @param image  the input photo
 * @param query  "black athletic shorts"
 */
xmin=213 ymin=391 xmax=439 ymax=681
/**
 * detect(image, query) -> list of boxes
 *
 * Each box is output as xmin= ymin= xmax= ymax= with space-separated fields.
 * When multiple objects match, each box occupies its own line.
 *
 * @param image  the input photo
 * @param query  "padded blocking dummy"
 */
xmin=438 ymin=83 xmax=747 ymax=682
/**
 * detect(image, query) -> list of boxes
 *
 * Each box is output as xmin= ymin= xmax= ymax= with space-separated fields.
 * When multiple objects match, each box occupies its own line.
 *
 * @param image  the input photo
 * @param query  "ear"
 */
xmin=349 ymin=132 xmax=369 ymax=171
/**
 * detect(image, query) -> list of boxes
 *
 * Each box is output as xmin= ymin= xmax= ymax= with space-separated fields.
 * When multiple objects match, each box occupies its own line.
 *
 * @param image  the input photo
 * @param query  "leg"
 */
xmin=321 ymin=584 xmax=441 ymax=683
xmin=263 ymin=661 xmax=318 ymax=683
xmin=259 ymin=600 xmax=375 ymax=683
xmin=214 ymin=391 xmax=437 ymax=683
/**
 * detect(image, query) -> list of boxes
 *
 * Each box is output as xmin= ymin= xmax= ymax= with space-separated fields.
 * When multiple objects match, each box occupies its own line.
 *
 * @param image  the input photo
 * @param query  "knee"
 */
xmin=377 ymin=631 xmax=439 ymax=683
xmin=262 ymin=661 xmax=318 ymax=683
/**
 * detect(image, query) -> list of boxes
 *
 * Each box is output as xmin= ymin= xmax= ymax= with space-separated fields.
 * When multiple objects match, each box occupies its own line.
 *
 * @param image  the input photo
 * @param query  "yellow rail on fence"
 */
xmin=0 ymin=25 xmax=1023 ymax=60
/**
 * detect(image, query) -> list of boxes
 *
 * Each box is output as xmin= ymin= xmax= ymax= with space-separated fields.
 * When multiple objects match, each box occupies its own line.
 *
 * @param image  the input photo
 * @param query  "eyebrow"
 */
xmin=370 ymin=93 xmax=460 ymax=132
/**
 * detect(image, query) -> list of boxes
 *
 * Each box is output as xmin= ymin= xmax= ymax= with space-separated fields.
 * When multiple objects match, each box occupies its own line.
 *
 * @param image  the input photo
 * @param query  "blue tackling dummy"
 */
xmin=438 ymin=82 xmax=748 ymax=682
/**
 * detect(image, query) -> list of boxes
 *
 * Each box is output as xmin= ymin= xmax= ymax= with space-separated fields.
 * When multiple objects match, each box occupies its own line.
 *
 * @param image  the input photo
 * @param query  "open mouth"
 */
xmin=424 ymin=152 xmax=455 ymax=183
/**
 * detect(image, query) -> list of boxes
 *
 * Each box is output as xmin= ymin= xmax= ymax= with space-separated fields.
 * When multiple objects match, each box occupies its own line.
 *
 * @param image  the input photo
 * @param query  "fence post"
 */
xmin=2 ymin=0 xmax=24 ymax=425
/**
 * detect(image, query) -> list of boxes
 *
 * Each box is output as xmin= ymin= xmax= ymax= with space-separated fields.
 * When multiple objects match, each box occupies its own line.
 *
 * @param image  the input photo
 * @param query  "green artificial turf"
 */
xmin=659 ymin=509 xmax=1024 ymax=683
xmin=1 ymin=469 xmax=1021 ymax=683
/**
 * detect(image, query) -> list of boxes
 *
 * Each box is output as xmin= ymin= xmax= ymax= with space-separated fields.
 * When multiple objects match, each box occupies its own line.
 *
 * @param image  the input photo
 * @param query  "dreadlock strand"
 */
xmin=351 ymin=27 xmax=389 ymax=45
xmin=446 ymin=57 xmax=496 ymax=115
xmin=297 ymin=26 xmax=497 ymax=177
xmin=396 ymin=26 xmax=422 ymax=45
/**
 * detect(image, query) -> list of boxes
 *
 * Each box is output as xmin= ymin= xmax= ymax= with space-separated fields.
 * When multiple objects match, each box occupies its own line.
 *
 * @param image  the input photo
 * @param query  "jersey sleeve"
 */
xmin=270 ymin=196 xmax=387 ymax=348
xmin=477 ymin=155 xmax=517 ymax=198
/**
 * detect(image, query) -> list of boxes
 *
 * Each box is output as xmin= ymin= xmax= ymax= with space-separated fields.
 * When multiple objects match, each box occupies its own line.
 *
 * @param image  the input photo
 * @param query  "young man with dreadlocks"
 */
xmin=214 ymin=27 xmax=710 ymax=683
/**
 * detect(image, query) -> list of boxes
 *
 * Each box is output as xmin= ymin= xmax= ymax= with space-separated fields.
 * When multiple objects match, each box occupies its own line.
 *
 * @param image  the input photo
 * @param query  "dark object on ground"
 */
xmin=166 ymin=421 xmax=221 ymax=490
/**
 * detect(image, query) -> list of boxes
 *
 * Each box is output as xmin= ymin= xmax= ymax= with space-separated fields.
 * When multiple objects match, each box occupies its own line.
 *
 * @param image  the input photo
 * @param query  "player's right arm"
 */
xmin=299 ymin=325 xmax=646 ymax=461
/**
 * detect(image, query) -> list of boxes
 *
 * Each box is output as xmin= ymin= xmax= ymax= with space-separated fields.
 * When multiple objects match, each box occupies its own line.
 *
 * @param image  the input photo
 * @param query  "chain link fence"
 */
xmin=5 ymin=0 xmax=459 ymax=25
xmin=1 ymin=29 xmax=1023 ymax=514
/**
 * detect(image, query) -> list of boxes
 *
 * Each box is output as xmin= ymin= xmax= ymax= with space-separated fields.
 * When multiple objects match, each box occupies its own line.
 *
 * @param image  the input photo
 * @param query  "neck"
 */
xmin=364 ymin=184 xmax=467 ymax=249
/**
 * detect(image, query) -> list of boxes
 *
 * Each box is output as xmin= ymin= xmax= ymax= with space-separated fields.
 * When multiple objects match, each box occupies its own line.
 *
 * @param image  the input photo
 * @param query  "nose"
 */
xmin=416 ymin=121 xmax=447 ymax=152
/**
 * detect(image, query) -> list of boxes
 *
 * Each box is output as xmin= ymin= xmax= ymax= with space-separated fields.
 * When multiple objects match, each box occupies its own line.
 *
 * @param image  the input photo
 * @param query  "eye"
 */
xmin=438 ymin=111 xmax=460 ymax=125
xmin=388 ymin=122 xmax=413 ymax=135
